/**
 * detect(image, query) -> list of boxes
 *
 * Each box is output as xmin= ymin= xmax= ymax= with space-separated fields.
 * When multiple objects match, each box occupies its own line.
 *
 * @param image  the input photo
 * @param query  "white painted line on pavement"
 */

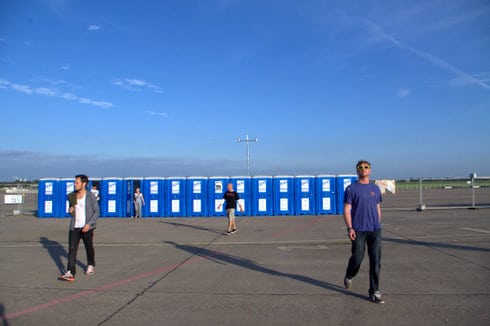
xmin=459 ymin=227 xmax=490 ymax=234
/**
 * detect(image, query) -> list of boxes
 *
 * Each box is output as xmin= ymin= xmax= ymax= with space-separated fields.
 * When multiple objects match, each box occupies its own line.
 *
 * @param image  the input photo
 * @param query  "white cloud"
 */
xmin=10 ymin=83 xmax=33 ymax=94
xmin=36 ymin=87 xmax=56 ymax=96
xmin=144 ymin=110 xmax=168 ymax=118
xmin=397 ymin=88 xmax=411 ymax=98
xmin=114 ymin=78 xmax=164 ymax=93
xmin=0 ymin=37 xmax=5 ymax=42
xmin=62 ymin=92 xmax=113 ymax=108
xmin=61 ymin=63 xmax=71 ymax=70
xmin=88 ymin=24 xmax=101 ymax=31
xmin=125 ymin=79 xmax=146 ymax=86
xmin=78 ymin=97 xmax=113 ymax=108
xmin=1 ymin=78 xmax=113 ymax=109
xmin=0 ymin=79 xmax=9 ymax=88
xmin=366 ymin=20 xmax=490 ymax=92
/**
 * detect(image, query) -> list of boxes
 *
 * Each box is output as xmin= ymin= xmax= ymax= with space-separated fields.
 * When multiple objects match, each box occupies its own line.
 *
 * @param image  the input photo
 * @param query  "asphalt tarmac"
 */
xmin=0 ymin=207 xmax=489 ymax=326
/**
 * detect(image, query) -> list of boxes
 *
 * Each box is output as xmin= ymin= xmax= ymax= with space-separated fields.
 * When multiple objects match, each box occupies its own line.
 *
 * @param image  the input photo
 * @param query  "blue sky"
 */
xmin=1 ymin=0 xmax=489 ymax=181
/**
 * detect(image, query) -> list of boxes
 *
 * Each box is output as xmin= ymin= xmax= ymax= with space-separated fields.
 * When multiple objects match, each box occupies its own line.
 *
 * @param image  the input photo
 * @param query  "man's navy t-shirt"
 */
xmin=223 ymin=191 xmax=240 ymax=209
xmin=344 ymin=182 xmax=382 ymax=232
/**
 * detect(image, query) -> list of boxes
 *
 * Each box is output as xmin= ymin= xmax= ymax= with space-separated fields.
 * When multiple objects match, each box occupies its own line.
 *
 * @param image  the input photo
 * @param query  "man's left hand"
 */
xmin=82 ymin=224 xmax=90 ymax=233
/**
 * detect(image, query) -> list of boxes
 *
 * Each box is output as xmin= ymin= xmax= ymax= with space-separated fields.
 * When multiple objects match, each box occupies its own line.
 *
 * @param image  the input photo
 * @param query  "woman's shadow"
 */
xmin=39 ymin=237 xmax=85 ymax=274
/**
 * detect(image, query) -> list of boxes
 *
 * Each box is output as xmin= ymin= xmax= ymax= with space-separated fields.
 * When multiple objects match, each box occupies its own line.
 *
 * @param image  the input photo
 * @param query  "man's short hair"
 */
xmin=356 ymin=160 xmax=371 ymax=168
xmin=76 ymin=174 xmax=89 ymax=185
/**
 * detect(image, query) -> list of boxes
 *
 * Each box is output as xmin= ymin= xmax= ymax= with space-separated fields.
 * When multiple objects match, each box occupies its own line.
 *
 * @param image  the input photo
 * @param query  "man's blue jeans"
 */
xmin=345 ymin=229 xmax=382 ymax=294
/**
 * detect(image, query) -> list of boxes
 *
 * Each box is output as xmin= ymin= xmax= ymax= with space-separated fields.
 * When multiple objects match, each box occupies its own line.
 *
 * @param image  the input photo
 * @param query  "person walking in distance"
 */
xmin=133 ymin=187 xmax=145 ymax=218
xmin=59 ymin=175 xmax=99 ymax=281
xmin=218 ymin=183 xmax=244 ymax=235
xmin=343 ymin=160 xmax=385 ymax=303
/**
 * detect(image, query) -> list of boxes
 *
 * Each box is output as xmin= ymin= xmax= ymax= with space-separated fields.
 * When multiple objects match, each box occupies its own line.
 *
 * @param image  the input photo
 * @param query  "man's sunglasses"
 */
xmin=357 ymin=165 xmax=370 ymax=170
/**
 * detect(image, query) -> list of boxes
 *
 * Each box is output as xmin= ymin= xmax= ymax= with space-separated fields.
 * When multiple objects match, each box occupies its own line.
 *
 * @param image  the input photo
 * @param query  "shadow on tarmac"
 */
xmin=39 ymin=237 xmax=85 ymax=274
xmin=160 ymin=221 xmax=225 ymax=235
xmin=0 ymin=304 xmax=9 ymax=326
xmin=165 ymin=241 xmax=368 ymax=301
xmin=384 ymin=237 xmax=490 ymax=252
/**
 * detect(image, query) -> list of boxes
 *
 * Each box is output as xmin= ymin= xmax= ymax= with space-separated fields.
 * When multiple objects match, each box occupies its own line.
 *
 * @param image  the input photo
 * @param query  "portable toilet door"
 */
xmin=166 ymin=177 xmax=186 ymax=217
xmin=186 ymin=177 xmax=208 ymax=217
xmin=273 ymin=176 xmax=295 ymax=216
xmin=123 ymin=178 xmax=141 ymax=218
xmin=208 ymin=176 xmax=229 ymax=217
xmin=294 ymin=175 xmax=316 ymax=215
xmin=230 ymin=176 xmax=251 ymax=217
xmin=38 ymin=178 xmax=59 ymax=217
xmin=58 ymin=178 xmax=75 ymax=218
xmin=142 ymin=177 xmax=165 ymax=217
xmin=252 ymin=176 xmax=273 ymax=216
xmin=100 ymin=178 xmax=123 ymax=217
xmin=316 ymin=175 xmax=336 ymax=215
xmin=88 ymin=178 xmax=101 ymax=216
xmin=336 ymin=175 xmax=358 ymax=215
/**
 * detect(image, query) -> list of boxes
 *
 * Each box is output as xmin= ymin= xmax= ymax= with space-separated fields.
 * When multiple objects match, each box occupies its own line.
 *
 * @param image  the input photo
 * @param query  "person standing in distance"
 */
xmin=60 ymin=174 xmax=99 ymax=281
xmin=133 ymin=187 xmax=145 ymax=218
xmin=218 ymin=183 xmax=244 ymax=235
xmin=343 ymin=160 xmax=385 ymax=304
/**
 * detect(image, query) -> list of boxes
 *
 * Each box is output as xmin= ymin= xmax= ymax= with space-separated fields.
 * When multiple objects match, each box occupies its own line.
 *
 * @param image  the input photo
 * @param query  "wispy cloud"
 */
xmin=397 ymin=88 xmax=411 ymax=98
xmin=449 ymin=72 xmax=490 ymax=87
xmin=144 ymin=110 xmax=168 ymax=118
xmin=61 ymin=63 xmax=71 ymax=70
xmin=366 ymin=20 xmax=490 ymax=91
xmin=0 ymin=78 xmax=113 ymax=108
xmin=88 ymin=24 xmax=101 ymax=31
xmin=114 ymin=78 xmax=164 ymax=93
xmin=0 ymin=37 xmax=5 ymax=42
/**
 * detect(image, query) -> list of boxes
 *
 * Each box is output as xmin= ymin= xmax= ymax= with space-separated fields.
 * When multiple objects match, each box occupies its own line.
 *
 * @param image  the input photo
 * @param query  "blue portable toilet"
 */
xmin=186 ymin=177 xmax=208 ymax=217
xmin=294 ymin=175 xmax=316 ymax=215
xmin=273 ymin=176 xmax=295 ymax=216
xmin=38 ymin=178 xmax=59 ymax=217
xmin=316 ymin=175 xmax=336 ymax=215
xmin=252 ymin=176 xmax=273 ymax=216
xmin=58 ymin=178 xmax=75 ymax=218
xmin=230 ymin=176 xmax=251 ymax=216
xmin=336 ymin=175 xmax=358 ymax=215
xmin=100 ymin=177 xmax=123 ymax=217
xmin=142 ymin=177 xmax=165 ymax=217
xmin=166 ymin=177 xmax=186 ymax=217
xmin=208 ymin=176 xmax=229 ymax=217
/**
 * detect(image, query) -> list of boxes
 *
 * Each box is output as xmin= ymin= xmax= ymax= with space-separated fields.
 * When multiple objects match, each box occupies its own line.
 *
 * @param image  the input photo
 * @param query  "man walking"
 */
xmin=343 ymin=160 xmax=385 ymax=303
xmin=218 ymin=183 xmax=244 ymax=235
xmin=59 ymin=174 xmax=99 ymax=281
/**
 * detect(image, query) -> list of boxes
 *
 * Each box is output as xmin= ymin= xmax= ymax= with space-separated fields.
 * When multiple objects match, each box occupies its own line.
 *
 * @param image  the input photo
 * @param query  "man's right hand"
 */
xmin=348 ymin=228 xmax=356 ymax=241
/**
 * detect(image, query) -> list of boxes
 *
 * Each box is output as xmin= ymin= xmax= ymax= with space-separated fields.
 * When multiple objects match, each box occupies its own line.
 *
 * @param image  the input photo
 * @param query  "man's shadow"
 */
xmin=0 ymin=304 xmax=9 ymax=326
xmin=160 ymin=221 xmax=224 ymax=235
xmin=165 ymin=241 xmax=367 ymax=301
xmin=39 ymin=237 xmax=85 ymax=274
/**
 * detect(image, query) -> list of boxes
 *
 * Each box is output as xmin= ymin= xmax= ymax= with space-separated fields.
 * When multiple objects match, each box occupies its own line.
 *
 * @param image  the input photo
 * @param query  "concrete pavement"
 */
xmin=0 ymin=208 xmax=489 ymax=325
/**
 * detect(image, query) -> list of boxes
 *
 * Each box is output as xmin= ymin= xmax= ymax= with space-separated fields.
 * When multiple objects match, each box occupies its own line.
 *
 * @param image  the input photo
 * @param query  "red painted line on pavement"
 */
xmin=4 ymin=257 xmax=203 ymax=320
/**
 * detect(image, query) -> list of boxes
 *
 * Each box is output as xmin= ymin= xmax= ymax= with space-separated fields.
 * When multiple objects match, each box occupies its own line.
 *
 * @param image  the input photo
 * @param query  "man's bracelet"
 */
xmin=347 ymin=227 xmax=353 ymax=231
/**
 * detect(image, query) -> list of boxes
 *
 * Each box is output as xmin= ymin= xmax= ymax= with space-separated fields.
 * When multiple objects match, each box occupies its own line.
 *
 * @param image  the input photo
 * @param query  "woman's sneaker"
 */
xmin=86 ymin=265 xmax=95 ymax=275
xmin=59 ymin=271 xmax=75 ymax=282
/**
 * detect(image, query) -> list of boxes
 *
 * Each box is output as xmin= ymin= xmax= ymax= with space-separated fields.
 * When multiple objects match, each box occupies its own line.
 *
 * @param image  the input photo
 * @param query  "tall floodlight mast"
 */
xmin=237 ymin=134 xmax=258 ymax=176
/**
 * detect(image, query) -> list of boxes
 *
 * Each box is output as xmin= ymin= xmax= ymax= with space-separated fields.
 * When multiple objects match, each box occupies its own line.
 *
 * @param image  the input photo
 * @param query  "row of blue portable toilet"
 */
xmin=37 ymin=175 xmax=358 ymax=218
